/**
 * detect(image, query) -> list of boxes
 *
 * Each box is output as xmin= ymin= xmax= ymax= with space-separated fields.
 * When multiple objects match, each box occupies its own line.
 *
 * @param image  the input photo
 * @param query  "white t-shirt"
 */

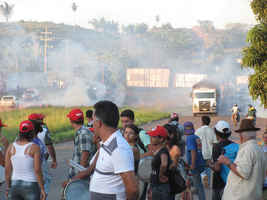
xmin=195 ymin=125 xmax=217 ymax=160
xmin=90 ymin=130 xmax=134 ymax=200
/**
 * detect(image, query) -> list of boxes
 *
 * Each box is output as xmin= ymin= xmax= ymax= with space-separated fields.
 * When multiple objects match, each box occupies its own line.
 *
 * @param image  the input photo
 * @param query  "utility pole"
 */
xmin=40 ymin=25 xmax=53 ymax=73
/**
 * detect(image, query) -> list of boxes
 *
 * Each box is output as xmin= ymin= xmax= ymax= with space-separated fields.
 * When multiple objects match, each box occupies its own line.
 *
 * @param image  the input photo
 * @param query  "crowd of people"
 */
xmin=0 ymin=100 xmax=266 ymax=200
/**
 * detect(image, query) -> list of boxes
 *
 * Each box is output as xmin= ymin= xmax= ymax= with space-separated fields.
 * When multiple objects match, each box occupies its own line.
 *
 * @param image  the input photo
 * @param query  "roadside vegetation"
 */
xmin=0 ymin=106 xmax=169 ymax=143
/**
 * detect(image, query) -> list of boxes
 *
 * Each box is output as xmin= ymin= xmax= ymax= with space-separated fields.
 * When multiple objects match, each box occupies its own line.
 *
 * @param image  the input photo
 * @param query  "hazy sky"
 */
xmin=2 ymin=0 xmax=256 ymax=29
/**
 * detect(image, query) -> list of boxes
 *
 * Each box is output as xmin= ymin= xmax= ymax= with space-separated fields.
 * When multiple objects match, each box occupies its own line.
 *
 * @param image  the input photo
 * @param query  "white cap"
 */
xmin=214 ymin=120 xmax=231 ymax=134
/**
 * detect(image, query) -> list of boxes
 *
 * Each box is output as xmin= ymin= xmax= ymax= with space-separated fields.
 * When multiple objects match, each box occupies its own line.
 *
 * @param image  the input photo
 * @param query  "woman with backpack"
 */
xmin=147 ymin=125 xmax=172 ymax=200
xmin=208 ymin=120 xmax=239 ymax=200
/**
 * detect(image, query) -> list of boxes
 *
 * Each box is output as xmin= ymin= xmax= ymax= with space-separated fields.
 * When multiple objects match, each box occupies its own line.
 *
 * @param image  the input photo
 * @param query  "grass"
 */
xmin=0 ymin=106 xmax=169 ymax=143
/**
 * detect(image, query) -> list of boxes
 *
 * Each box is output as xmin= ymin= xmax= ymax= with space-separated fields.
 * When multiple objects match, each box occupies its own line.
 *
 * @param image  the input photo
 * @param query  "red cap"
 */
xmin=89 ymin=127 xmax=94 ymax=133
xmin=19 ymin=120 xmax=34 ymax=133
xmin=28 ymin=113 xmax=41 ymax=121
xmin=67 ymin=109 xmax=84 ymax=121
xmin=147 ymin=126 xmax=168 ymax=138
xmin=0 ymin=119 xmax=7 ymax=128
xmin=38 ymin=114 xmax=45 ymax=120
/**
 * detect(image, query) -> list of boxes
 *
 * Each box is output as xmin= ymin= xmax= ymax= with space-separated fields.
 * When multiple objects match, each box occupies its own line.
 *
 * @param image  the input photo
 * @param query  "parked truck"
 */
xmin=192 ymin=81 xmax=217 ymax=116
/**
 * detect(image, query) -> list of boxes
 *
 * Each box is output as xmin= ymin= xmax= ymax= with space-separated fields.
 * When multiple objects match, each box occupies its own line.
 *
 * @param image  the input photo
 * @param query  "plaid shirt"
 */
xmin=69 ymin=126 xmax=96 ymax=178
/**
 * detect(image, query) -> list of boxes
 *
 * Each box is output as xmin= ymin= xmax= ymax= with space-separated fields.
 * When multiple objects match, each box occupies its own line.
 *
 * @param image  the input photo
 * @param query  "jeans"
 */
xmin=42 ymin=160 xmax=51 ymax=195
xmin=8 ymin=180 xmax=40 ymax=200
xmin=192 ymin=169 xmax=206 ymax=200
xmin=151 ymin=184 xmax=171 ymax=200
xmin=212 ymin=188 xmax=224 ymax=200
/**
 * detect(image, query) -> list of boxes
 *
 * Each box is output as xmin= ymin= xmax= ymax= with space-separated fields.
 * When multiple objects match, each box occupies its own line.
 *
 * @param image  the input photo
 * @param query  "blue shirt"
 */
xmin=33 ymin=137 xmax=46 ymax=162
xmin=186 ymin=134 xmax=205 ymax=169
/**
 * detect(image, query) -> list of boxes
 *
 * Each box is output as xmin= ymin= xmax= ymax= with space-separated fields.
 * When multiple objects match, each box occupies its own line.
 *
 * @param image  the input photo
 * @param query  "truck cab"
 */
xmin=192 ymin=88 xmax=217 ymax=116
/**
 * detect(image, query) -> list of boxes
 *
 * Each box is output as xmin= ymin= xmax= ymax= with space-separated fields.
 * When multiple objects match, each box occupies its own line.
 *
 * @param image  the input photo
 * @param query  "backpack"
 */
xmin=220 ymin=143 xmax=239 ymax=183
xmin=169 ymin=167 xmax=186 ymax=194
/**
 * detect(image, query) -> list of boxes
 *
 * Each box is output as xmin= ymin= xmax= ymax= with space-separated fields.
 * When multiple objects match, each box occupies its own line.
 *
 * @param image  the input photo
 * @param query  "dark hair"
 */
xmin=86 ymin=110 xmax=93 ymax=118
xmin=170 ymin=116 xmax=179 ymax=122
xmin=29 ymin=120 xmax=43 ymax=135
xmin=125 ymin=124 xmax=139 ymax=136
xmin=94 ymin=101 xmax=119 ymax=129
xmin=163 ymin=124 xmax=178 ymax=148
xmin=19 ymin=130 xmax=34 ymax=141
xmin=214 ymin=128 xmax=231 ymax=139
xmin=201 ymin=116 xmax=210 ymax=125
xmin=125 ymin=124 xmax=147 ymax=152
xmin=120 ymin=109 xmax=135 ymax=121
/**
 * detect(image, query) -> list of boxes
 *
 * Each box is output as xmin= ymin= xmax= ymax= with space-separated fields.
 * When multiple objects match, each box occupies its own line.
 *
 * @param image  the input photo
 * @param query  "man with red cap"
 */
xmin=31 ymin=113 xmax=57 ymax=169
xmin=147 ymin=125 xmax=172 ymax=200
xmin=66 ymin=109 xmax=96 ymax=179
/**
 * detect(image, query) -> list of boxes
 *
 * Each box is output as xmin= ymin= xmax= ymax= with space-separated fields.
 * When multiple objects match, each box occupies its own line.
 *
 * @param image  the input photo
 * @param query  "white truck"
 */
xmin=192 ymin=81 xmax=217 ymax=116
xmin=0 ymin=96 xmax=18 ymax=108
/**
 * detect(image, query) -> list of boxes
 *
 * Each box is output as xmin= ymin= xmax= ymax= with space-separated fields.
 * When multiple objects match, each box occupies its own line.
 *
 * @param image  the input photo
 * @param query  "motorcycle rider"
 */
xmin=247 ymin=104 xmax=257 ymax=125
xmin=231 ymin=104 xmax=240 ymax=126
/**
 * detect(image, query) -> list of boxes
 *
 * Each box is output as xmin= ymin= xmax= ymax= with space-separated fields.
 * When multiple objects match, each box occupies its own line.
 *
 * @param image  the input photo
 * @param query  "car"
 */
xmin=0 ymin=95 xmax=18 ymax=108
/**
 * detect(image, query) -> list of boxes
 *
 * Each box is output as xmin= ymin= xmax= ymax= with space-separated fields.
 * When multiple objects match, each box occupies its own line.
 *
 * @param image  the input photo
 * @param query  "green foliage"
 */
xmin=242 ymin=0 xmax=267 ymax=108
xmin=0 ymin=106 xmax=169 ymax=143
xmin=250 ymin=0 xmax=267 ymax=23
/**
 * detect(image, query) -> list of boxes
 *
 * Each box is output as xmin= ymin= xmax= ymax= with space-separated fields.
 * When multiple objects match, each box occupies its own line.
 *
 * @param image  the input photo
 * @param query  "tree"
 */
xmin=89 ymin=18 xmax=119 ymax=34
xmin=71 ymin=2 xmax=78 ymax=26
xmin=241 ymin=0 xmax=267 ymax=108
xmin=0 ymin=1 xmax=14 ymax=22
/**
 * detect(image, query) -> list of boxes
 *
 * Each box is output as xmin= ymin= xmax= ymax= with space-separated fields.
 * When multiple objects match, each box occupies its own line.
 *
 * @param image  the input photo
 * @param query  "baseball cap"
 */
xmin=28 ymin=113 xmax=41 ymax=121
xmin=89 ymin=127 xmax=94 ymax=133
xmin=147 ymin=126 xmax=168 ymax=138
xmin=38 ymin=114 xmax=45 ymax=120
xmin=184 ymin=121 xmax=195 ymax=135
xmin=67 ymin=109 xmax=84 ymax=121
xmin=214 ymin=120 xmax=231 ymax=134
xmin=0 ymin=119 xmax=7 ymax=128
xmin=19 ymin=120 xmax=34 ymax=133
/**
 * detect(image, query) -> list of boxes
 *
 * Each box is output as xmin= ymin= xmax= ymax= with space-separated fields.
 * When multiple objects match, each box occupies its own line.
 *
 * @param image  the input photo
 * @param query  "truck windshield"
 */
xmin=195 ymin=93 xmax=215 ymax=98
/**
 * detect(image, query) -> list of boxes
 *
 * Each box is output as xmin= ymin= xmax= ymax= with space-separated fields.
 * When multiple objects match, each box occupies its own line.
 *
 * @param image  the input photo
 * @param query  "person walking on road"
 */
xmin=184 ymin=121 xmax=206 ymax=200
xmin=195 ymin=116 xmax=217 ymax=187
xmin=66 ymin=109 xmax=96 ymax=179
xmin=148 ymin=125 xmax=172 ymax=200
xmin=89 ymin=101 xmax=138 ymax=200
xmin=209 ymin=121 xmax=239 ymax=200
xmin=5 ymin=120 xmax=46 ymax=200
xmin=37 ymin=114 xmax=57 ymax=169
xmin=218 ymin=119 xmax=267 ymax=200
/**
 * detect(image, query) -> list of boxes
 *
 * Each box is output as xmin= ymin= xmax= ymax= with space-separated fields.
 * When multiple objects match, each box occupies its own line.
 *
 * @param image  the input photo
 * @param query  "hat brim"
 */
xmin=235 ymin=127 xmax=261 ymax=133
xmin=147 ymin=130 xmax=158 ymax=137
xmin=184 ymin=129 xmax=194 ymax=135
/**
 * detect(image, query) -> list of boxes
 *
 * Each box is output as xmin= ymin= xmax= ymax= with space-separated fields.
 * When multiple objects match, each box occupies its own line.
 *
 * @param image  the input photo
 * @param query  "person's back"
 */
xmin=195 ymin=125 xmax=216 ymax=160
xmin=195 ymin=116 xmax=217 ymax=160
xmin=223 ymin=141 xmax=267 ymax=200
xmin=11 ymin=142 xmax=36 ymax=182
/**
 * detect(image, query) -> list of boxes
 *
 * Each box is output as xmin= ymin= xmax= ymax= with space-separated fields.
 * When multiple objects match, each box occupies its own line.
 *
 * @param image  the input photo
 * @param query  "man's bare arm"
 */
xmin=120 ymin=171 xmax=139 ymax=200
xmin=80 ymin=151 xmax=90 ymax=167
